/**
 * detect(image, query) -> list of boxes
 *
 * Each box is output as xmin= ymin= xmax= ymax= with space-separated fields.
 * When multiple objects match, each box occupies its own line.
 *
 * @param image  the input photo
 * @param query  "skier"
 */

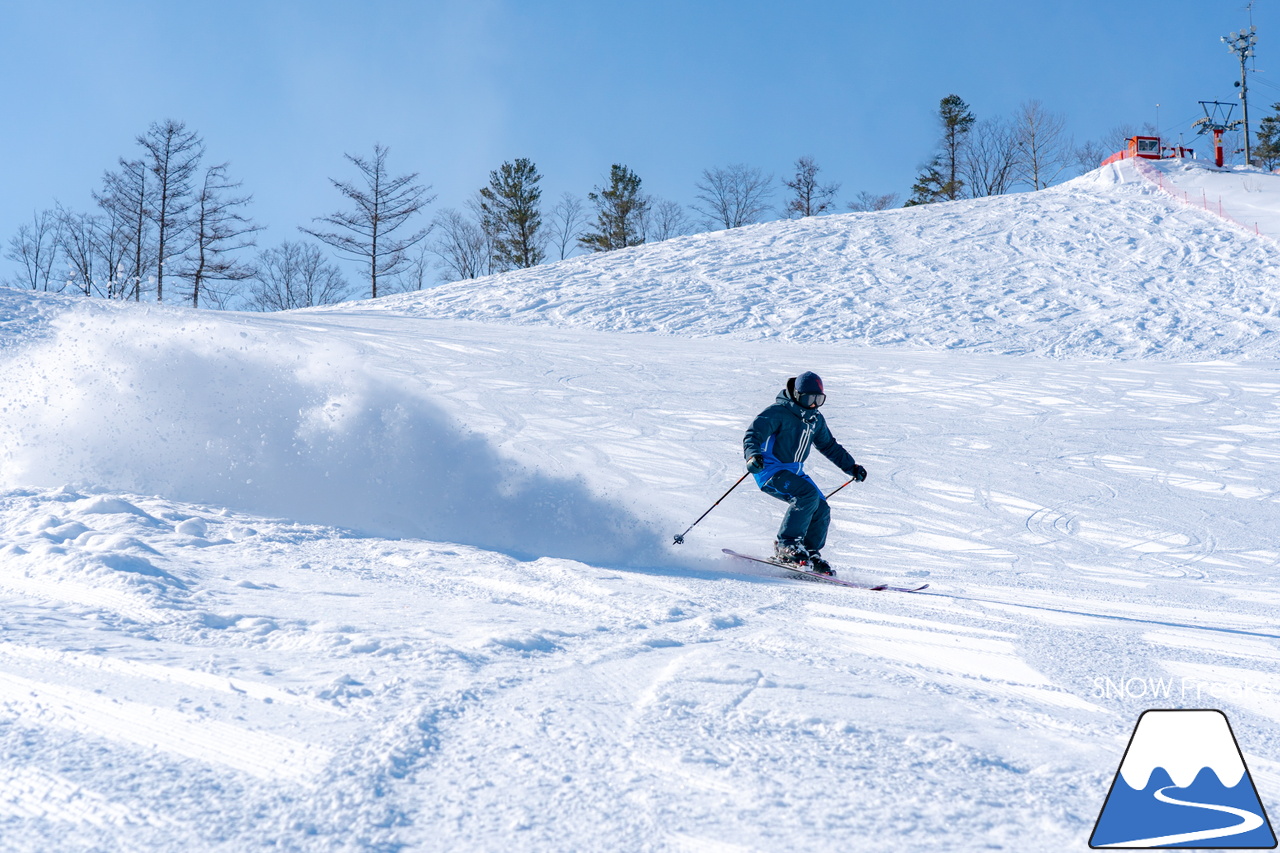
xmin=743 ymin=371 xmax=866 ymax=575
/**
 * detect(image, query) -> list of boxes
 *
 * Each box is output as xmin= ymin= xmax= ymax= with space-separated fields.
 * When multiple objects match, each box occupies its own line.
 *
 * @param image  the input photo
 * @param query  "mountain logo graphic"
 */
xmin=1091 ymin=709 xmax=1277 ymax=849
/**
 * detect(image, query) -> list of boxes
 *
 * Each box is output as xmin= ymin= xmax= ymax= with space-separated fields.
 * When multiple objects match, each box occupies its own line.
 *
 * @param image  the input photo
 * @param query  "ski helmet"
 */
xmin=793 ymin=371 xmax=825 ymax=409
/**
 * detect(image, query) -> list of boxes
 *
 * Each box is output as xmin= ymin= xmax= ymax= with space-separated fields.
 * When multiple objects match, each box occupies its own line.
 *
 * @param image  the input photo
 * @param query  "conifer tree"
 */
xmin=938 ymin=94 xmax=976 ymax=198
xmin=905 ymin=157 xmax=948 ymax=207
xmin=478 ymin=158 xmax=545 ymax=270
xmin=580 ymin=165 xmax=648 ymax=252
xmin=906 ymin=94 xmax=975 ymax=206
xmin=1253 ymin=103 xmax=1280 ymax=170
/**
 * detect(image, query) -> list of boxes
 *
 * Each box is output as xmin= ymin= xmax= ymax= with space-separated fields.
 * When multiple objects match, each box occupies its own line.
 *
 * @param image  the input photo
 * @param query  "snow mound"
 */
xmin=0 ymin=306 xmax=661 ymax=565
xmin=330 ymin=161 xmax=1280 ymax=361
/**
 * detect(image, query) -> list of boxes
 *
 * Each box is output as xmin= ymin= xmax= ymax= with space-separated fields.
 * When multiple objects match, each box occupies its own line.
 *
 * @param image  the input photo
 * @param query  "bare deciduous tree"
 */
xmin=430 ymin=207 xmax=492 ymax=281
xmin=548 ymin=192 xmax=586 ymax=260
xmin=692 ymin=164 xmax=773 ymax=230
xmin=4 ymin=209 xmax=64 ymax=292
xmin=56 ymin=209 xmax=101 ymax=296
xmin=846 ymin=191 xmax=900 ymax=212
xmin=138 ymin=119 xmax=204 ymax=302
xmin=392 ymin=241 xmax=435 ymax=293
xmin=1072 ymin=139 xmax=1109 ymax=174
xmin=1013 ymin=100 xmax=1074 ymax=190
xmin=55 ymin=206 xmax=130 ymax=298
xmin=245 ymin=241 xmax=349 ymax=311
xmin=962 ymin=117 xmax=1020 ymax=197
xmin=643 ymin=197 xmax=693 ymax=242
xmin=783 ymin=156 xmax=840 ymax=218
xmin=96 ymin=158 xmax=153 ymax=300
xmin=178 ymin=163 xmax=262 ymax=309
xmin=302 ymin=143 xmax=435 ymax=299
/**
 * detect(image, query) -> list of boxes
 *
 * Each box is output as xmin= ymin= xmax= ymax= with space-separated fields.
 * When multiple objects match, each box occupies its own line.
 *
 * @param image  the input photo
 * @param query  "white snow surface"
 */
xmin=333 ymin=158 xmax=1280 ymax=362
xmin=1 ymin=163 xmax=1279 ymax=851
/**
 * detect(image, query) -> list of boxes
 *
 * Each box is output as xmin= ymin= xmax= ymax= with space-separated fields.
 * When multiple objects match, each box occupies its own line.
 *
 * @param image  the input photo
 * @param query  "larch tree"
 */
xmin=179 ymin=163 xmax=262 ymax=308
xmin=138 ymin=119 xmax=204 ymax=302
xmin=302 ymin=143 xmax=435 ymax=299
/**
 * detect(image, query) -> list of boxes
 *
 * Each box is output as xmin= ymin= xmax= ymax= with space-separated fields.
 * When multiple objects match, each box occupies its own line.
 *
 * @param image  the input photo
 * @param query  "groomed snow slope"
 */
xmin=338 ymin=158 xmax=1280 ymax=361
xmin=0 ymin=162 xmax=1278 ymax=851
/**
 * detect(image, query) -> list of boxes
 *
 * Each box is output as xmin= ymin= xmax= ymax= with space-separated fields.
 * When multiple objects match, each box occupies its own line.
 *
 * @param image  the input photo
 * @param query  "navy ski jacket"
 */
xmin=743 ymin=389 xmax=859 ymax=488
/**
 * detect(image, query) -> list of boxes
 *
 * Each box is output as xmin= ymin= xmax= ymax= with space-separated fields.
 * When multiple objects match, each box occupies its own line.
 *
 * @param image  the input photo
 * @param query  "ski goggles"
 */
xmin=797 ymin=392 xmax=826 ymax=408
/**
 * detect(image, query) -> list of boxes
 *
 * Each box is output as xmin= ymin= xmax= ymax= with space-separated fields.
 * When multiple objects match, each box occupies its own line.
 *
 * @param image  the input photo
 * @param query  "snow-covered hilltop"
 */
xmin=1 ymin=160 xmax=1279 ymax=852
xmin=341 ymin=159 xmax=1280 ymax=361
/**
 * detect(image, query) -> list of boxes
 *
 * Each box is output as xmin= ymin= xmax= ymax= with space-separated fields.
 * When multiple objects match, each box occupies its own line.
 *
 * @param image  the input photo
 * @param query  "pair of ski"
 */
xmin=722 ymin=548 xmax=929 ymax=593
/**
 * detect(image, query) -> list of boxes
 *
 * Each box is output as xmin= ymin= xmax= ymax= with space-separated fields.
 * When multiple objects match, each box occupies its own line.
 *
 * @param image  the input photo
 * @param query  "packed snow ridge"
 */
xmin=343 ymin=159 xmax=1280 ymax=361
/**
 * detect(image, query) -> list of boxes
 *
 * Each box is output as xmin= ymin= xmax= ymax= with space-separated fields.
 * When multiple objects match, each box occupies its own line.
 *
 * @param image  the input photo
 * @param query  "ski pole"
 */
xmin=673 ymin=472 xmax=750 ymax=545
xmin=824 ymin=478 xmax=855 ymax=501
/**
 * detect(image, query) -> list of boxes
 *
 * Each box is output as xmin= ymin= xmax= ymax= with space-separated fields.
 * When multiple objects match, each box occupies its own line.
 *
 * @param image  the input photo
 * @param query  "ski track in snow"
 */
xmin=0 ymin=164 xmax=1278 ymax=850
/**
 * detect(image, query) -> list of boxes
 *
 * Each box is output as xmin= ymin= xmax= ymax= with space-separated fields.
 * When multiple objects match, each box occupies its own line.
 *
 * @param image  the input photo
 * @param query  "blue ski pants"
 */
xmin=760 ymin=470 xmax=830 ymax=552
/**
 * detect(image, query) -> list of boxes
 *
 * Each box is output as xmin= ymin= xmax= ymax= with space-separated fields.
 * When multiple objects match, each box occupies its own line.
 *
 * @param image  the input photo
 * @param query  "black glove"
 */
xmin=746 ymin=455 xmax=765 ymax=474
xmin=847 ymin=463 xmax=867 ymax=482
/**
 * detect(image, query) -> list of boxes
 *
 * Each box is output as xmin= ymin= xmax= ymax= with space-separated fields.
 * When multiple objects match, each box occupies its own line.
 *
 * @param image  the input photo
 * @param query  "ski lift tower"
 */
xmin=1222 ymin=25 xmax=1258 ymax=163
xmin=1193 ymin=101 xmax=1241 ymax=167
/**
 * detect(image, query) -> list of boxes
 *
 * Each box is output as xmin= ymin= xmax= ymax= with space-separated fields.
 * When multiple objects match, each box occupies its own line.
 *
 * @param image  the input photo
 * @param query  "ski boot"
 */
xmin=807 ymin=552 xmax=835 ymax=576
xmin=774 ymin=541 xmax=811 ymax=568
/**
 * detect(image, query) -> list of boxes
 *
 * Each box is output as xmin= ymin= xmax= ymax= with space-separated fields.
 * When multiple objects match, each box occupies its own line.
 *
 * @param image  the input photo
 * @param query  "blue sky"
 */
xmin=1 ymin=0 xmax=1274 ymax=273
